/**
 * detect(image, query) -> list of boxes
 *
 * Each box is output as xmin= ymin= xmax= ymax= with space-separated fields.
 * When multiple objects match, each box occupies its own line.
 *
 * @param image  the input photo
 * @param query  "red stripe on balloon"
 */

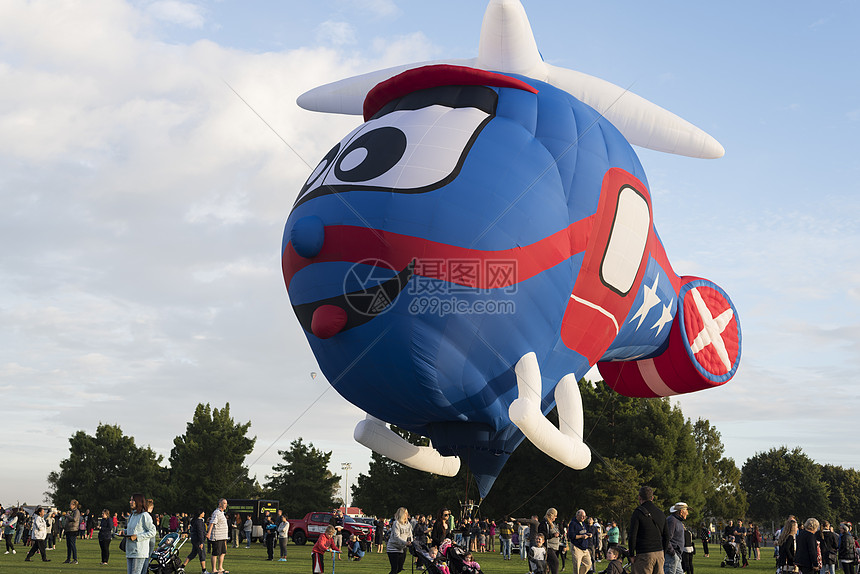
xmin=283 ymin=217 xmax=594 ymax=291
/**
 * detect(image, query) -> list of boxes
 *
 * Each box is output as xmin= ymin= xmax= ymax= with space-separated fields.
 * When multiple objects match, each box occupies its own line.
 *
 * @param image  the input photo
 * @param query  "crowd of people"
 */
xmin=6 ymin=487 xmax=860 ymax=574
xmin=0 ymin=490 xmax=707 ymax=574
xmin=774 ymin=516 xmax=859 ymax=574
xmin=0 ymin=499 xmax=206 ymax=564
xmin=0 ymin=497 xmax=237 ymax=574
xmin=323 ymin=504 xmax=621 ymax=574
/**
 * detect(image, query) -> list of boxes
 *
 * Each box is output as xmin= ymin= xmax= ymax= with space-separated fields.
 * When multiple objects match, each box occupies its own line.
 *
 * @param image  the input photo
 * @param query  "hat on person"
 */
xmin=669 ymin=502 xmax=688 ymax=513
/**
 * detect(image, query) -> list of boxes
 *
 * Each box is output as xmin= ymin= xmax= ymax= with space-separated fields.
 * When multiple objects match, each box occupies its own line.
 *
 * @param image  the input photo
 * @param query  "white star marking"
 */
xmin=630 ymin=275 xmax=661 ymax=329
xmin=651 ymin=299 xmax=674 ymax=337
xmin=688 ymin=287 xmax=734 ymax=370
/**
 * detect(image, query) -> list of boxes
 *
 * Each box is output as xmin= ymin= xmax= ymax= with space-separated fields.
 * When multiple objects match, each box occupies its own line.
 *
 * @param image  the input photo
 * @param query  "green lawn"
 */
xmin=0 ymin=537 xmax=778 ymax=574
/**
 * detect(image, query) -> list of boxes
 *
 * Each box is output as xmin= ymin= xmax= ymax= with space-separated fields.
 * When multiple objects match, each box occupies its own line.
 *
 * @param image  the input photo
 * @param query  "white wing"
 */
xmin=296 ymin=0 xmax=724 ymax=159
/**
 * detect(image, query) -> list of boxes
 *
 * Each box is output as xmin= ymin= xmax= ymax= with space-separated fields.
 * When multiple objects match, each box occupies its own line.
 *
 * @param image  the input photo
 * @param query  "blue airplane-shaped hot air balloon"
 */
xmin=282 ymin=0 xmax=741 ymax=497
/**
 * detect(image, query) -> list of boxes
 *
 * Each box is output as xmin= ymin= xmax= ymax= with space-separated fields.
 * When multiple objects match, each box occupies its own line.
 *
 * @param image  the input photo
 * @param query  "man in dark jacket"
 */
xmin=819 ymin=521 xmax=838 ymax=574
xmin=628 ymin=486 xmax=668 ymax=574
xmin=568 ymin=509 xmax=593 ymax=574
xmin=264 ymin=513 xmax=278 ymax=560
xmin=733 ymin=519 xmax=749 ymax=567
xmin=665 ymin=502 xmax=688 ymax=574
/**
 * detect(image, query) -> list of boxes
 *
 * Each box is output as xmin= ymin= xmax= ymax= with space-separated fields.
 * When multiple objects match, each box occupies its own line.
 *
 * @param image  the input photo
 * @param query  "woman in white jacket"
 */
xmin=277 ymin=514 xmax=290 ymax=561
xmin=123 ymin=493 xmax=157 ymax=574
xmin=25 ymin=507 xmax=50 ymax=562
xmin=387 ymin=507 xmax=412 ymax=574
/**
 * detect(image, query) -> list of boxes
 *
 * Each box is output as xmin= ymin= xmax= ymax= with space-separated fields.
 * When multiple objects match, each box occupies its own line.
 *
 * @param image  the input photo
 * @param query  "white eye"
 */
xmin=295 ymin=104 xmax=490 ymax=206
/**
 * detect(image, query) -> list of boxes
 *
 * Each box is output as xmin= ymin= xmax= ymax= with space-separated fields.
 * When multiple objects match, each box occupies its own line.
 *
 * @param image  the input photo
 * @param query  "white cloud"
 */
xmin=191 ymin=258 xmax=273 ymax=283
xmin=185 ymin=191 xmax=252 ymax=225
xmin=315 ymin=21 xmax=357 ymax=47
xmin=343 ymin=0 xmax=400 ymax=19
xmin=145 ymin=1 xmax=207 ymax=28
xmin=370 ymin=32 xmax=437 ymax=66
xmin=809 ymin=17 xmax=830 ymax=31
xmin=0 ymin=0 xmax=444 ymax=504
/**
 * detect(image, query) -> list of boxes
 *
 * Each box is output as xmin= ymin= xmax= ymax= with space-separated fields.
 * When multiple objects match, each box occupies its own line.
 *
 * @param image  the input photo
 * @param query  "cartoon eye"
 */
xmin=294 ymin=105 xmax=490 ymax=206
xmin=299 ymin=143 xmax=340 ymax=198
xmin=334 ymin=127 xmax=407 ymax=183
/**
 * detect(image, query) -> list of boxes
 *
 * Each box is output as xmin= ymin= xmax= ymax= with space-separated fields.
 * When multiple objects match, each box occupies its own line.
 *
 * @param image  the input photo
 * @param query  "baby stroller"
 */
xmin=410 ymin=540 xmax=438 ymax=573
xmin=721 ymin=539 xmax=739 ymax=568
xmin=443 ymin=540 xmax=480 ymax=574
xmin=148 ymin=532 xmax=187 ymax=574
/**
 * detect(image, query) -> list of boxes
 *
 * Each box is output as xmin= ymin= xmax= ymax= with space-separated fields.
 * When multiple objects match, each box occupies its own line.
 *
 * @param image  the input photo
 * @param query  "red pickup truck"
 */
xmin=288 ymin=512 xmax=374 ymax=546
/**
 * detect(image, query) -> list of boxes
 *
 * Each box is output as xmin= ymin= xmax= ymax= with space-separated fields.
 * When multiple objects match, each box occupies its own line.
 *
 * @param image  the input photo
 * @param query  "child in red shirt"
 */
xmin=312 ymin=525 xmax=340 ymax=573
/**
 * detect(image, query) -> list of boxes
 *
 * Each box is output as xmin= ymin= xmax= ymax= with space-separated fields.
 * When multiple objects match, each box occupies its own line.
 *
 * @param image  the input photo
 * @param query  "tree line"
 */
xmin=350 ymin=380 xmax=860 ymax=527
xmin=45 ymin=384 xmax=860 ymax=527
xmin=46 ymin=403 xmax=340 ymax=516
xmin=351 ymin=379 xmax=747 ymax=522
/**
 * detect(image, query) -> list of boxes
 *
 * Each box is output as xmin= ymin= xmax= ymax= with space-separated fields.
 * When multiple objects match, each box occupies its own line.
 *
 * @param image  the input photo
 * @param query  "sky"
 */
xmin=1 ymin=0 xmax=859 ymax=507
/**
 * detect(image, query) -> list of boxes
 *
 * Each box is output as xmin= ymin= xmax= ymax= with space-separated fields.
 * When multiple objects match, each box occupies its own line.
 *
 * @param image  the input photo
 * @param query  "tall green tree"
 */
xmin=350 ymin=379 xmax=723 ymax=522
xmin=693 ymin=418 xmax=747 ymax=520
xmin=587 ymin=457 xmax=641 ymax=526
xmin=820 ymin=464 xmax=860 ymax=524
xmin=577 ymin=380 xmax=705 ymax=513
xmin=740 ymin=446 xmax=830 ymax=521
xmin=47 ymin=423 xmax=167 ymax=511
xmin=484 ymin=381 xmax=707 ymax=521
xmin=351 ymin=427 xmax=481 ymax=519
xmin=167 ymin=403 xmax=255 ymax=511
xmin=349 ymin=378 xmax=767 ymax=524
xmin=480 ymin=408 xmax=573 ymax=519
xmin=265 ymin=438 xmax=340 ymax=517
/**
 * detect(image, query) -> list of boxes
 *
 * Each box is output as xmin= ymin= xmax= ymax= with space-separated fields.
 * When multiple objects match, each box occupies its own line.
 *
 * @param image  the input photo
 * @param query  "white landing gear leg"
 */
xmin=353 ymin=414 xmax=460 ymax=476
xmin=508 ymin=352 xmax=591 ymax=469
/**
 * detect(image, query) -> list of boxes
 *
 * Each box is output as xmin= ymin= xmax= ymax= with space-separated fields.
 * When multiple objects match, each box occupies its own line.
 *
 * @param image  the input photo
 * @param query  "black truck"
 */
xmin=225 ymin=499 xmax=279 ymax=542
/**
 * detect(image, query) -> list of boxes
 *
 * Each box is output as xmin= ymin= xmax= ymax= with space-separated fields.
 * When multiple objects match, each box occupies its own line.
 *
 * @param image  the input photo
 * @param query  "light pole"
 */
xmin=341 ymin=462 xmax=352 ymax=513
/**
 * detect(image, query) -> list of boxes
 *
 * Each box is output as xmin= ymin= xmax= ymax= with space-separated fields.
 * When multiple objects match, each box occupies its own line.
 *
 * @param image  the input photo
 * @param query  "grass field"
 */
xmin=0 ymin=538 xmax=778 ymax=574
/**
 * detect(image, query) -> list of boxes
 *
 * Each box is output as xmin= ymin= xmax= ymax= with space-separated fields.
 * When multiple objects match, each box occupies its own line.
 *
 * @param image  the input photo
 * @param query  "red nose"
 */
xmin=311 ymin=305 xmax=348 ymax=339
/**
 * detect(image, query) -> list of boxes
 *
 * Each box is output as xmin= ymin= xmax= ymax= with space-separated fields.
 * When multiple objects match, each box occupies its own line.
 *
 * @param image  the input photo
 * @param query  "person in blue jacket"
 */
xmin=123 ymin=493 xmax=157 ymax=574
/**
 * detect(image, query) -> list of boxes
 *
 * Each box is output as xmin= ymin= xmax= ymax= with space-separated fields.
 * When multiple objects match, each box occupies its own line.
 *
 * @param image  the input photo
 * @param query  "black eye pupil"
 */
xmin=334 ymin=126 xmax=407 ymax=183
xmin=299 ymin=143 xmax=340 ymax=198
